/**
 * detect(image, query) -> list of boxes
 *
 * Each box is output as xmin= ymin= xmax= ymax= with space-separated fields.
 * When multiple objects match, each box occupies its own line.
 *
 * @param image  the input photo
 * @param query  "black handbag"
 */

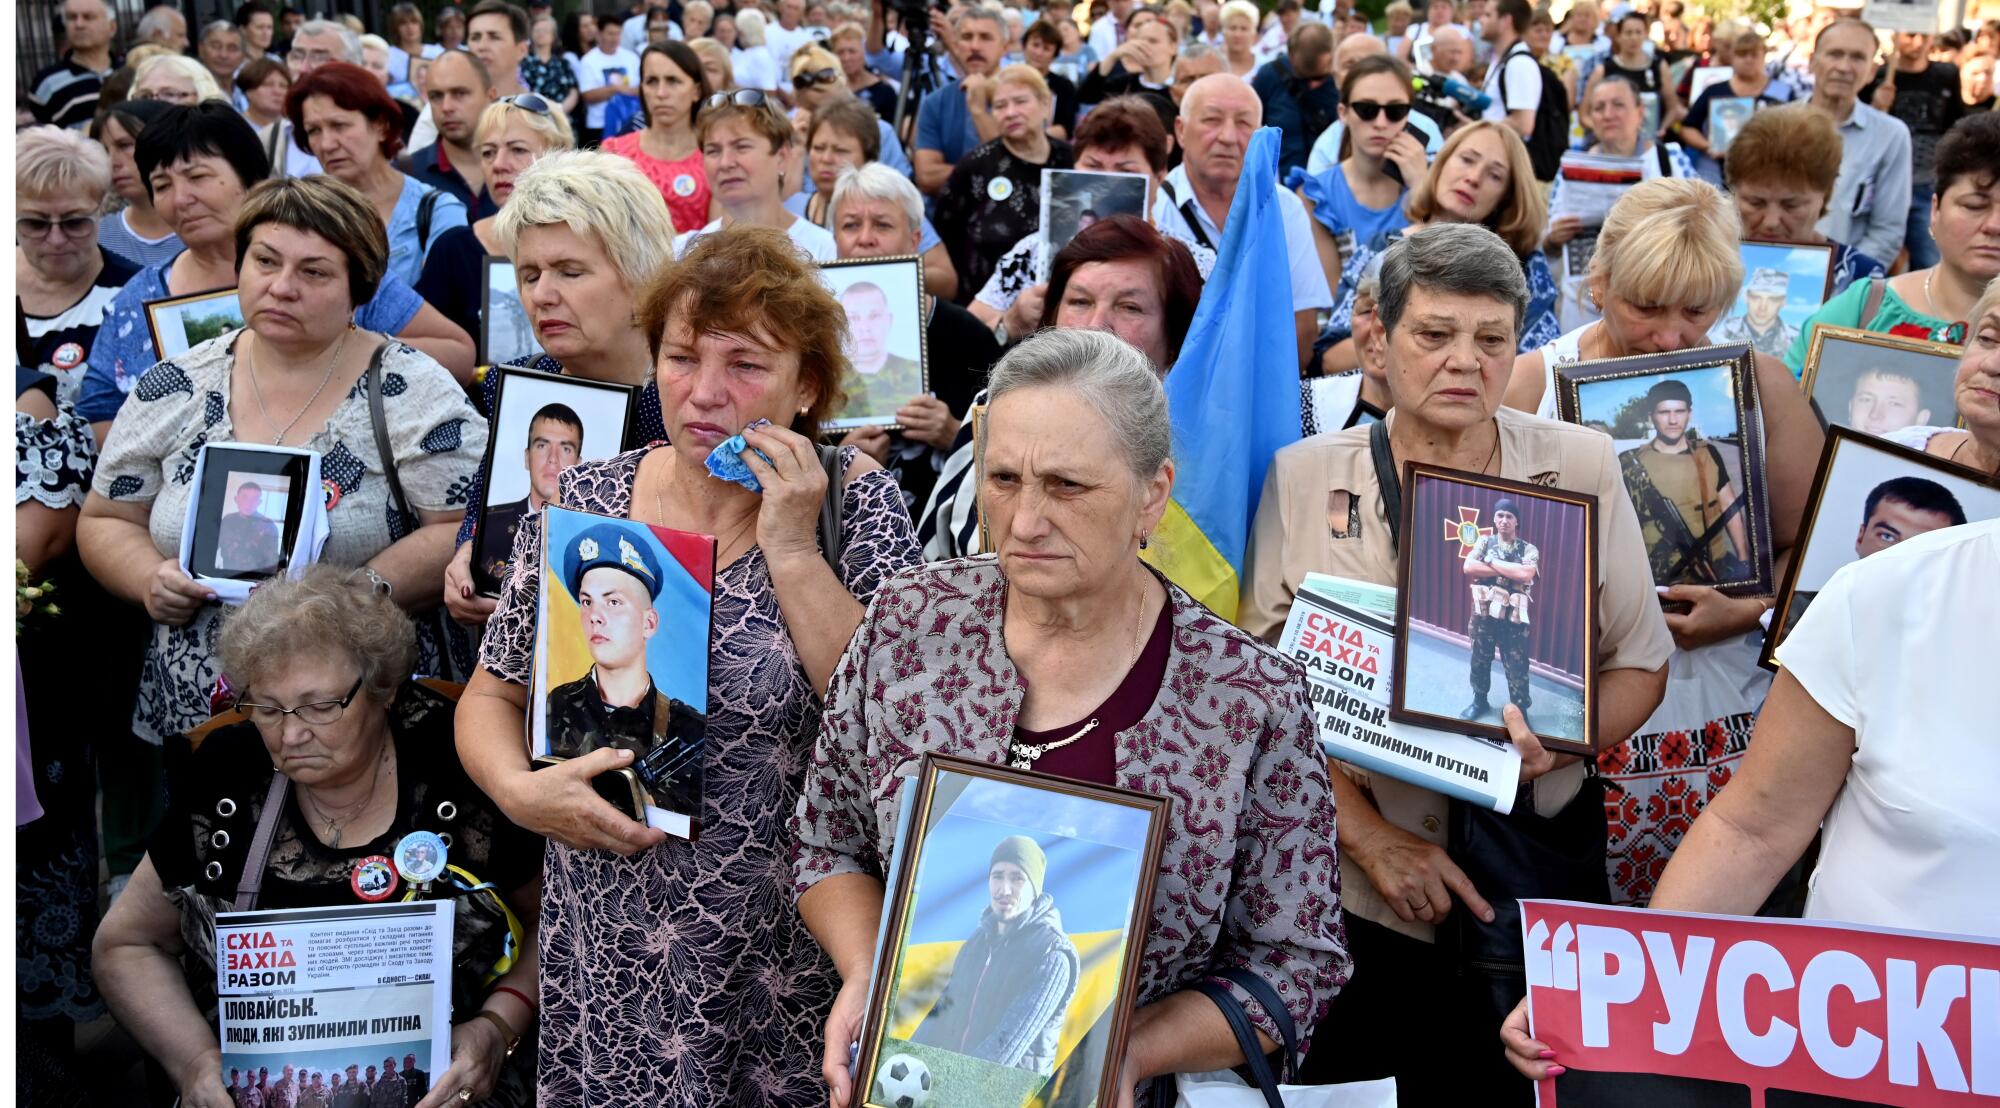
xmin=1148 ymin=968 xmax=1301 ymax=1108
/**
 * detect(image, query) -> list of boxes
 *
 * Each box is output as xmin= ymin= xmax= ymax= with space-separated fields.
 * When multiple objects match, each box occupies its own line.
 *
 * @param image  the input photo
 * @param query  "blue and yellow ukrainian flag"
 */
xmin=1142 ymin=126 xmax=1301 ymax=624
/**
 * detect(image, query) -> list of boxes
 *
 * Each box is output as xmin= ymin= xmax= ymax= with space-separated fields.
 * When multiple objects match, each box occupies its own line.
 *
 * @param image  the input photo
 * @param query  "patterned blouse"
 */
xmin=90 ymin=333 xmax=487 ymax=744
xmin=478 ymin=445 xmax=922 ymax=1107
xmin=520 ymin=52 xmax=579 ymax=105
xmin=792 ymin=557 xmax=1353 ymax=1057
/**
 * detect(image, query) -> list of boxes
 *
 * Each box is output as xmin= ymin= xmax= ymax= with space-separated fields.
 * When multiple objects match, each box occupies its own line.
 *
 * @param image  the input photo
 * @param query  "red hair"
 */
xmin=286 ymin=62 xmax=408 ymax=161
xmin=1038 ymin=215 xmax=1204 ymax=365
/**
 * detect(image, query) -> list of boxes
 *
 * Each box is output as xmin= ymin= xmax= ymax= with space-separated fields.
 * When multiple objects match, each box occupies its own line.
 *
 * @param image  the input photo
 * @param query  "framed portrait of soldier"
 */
xmin=1555 ymin=344 xmax=1776 ymax=598
xmin=1038 ymin=169 xmax=1151 ymax=282
xmin=1391 ymin=465 xmax=1600 ymax=755
xmin=1759 ymin=429 xmax=2000 ymax=670
xmin=1709 ymin=241 xmax=1835 ymax=357
xmin=1801 ymin=325 xmax=1963 ymax=442
xmin=855 ymin=754 xmax=1167 ymax=1108
xmin=531 ymin=507 xmax=716 ymax=839
xmin=480 ymin=257 xmax=544 ymax=367
xmin=145 ymin=286 xmax=246 ymax=360
xmin=820 ymin=256 xmax=929 ymax=433
xmin=469 ymin=368 xmax=637 ymax=596
xmin=179 ymin=443 xmax=326 ymax=603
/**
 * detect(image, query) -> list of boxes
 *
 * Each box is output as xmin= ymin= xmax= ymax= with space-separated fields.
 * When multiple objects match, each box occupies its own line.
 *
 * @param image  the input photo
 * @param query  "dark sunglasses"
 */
xmin=793 ymin=67 xmax=839 ymax=88
xmin=500 ymin=92 xmax=554 ymax=115
xmin=16 ymin=214 xmax=97 ymax=238
xmin=1347 ymin=100 xmax=1412 ymax=123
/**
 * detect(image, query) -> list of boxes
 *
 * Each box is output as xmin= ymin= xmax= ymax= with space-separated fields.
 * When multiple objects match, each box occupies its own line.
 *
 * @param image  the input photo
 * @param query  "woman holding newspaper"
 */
xmin=93 ymin=567 xmax=543 ymax=1108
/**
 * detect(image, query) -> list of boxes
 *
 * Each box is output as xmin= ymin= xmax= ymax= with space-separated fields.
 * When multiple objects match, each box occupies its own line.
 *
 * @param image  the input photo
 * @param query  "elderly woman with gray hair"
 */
xmin=795 ymin=327 xmax=1352 ymax=1108
xmin=1242 ymin=222 xmax=1672 ymax=1101
xmin=92 ymin=566 xmax=543 ymax=1108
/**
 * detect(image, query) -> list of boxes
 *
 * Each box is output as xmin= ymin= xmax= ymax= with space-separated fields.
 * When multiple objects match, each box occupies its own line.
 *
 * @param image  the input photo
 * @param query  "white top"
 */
xmin=673 ymin=217 xmax=837 ymax=261
xmin=1088 ymin=14 xmax=1121 ymax=62
xmin=763 ymin=21 xmax=822 ymax=88
xmin=1531 ymin=322 xmax=1589 ymax=420
xmin=577 ymin=47 xmax=642 ymax=128
xmin=1778 ymin=517 xmax=2000 ymax=938
xmin=1152 ymin=164 xmax=1334 ymax=313
xmin=1483 ymin=41 xmax=1543 ymax=123
xmin=732 ymin=45 xmax=781 ymax=92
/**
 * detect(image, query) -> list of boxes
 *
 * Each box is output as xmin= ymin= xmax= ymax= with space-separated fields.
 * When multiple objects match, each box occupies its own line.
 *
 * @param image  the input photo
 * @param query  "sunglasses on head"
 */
xmin=501 ymin=93 xmax=553 ymax=115
xmin=703 ymin=88 xmax=777 ymax=113
xmin=794 ymin=67 xmax=839 ymax=88
xmin=1347 ymin=100 xmax=1412 ymax=123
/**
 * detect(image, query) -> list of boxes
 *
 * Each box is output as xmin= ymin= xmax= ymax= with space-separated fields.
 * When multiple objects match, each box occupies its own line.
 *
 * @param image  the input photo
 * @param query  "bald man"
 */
xmin=1428 ymin=24 xmax=1472 ymax=80
xmin=1157 ymin=73 xmax=1334 ymax=370
xmin=137 ymin=5 xmax=189 ymax=50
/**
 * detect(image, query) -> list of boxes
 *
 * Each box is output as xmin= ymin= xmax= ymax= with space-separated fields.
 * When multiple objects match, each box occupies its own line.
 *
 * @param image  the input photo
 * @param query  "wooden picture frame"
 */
xmin=1757 ymin=427 xmax=2000 ymax=671
xmin=855 ymin=753 xmax=1169 ymax=1108
xmin=480 ymin=256 xmax=544 ymax=368
xmin=819 ymin=255 xmax=929 ymax=433
xmin=1801 ymin=324 xmax=1964 ymax=441
xmin=1391 ymin=464 xmax=1601 ymax=756
xmin=1554 ymin=342 xmax=1775 ymax=597
xmin=143 ymin=285 xmax=244 ymax=361
xmin=469 ymin=366 xmax=638 ymax=596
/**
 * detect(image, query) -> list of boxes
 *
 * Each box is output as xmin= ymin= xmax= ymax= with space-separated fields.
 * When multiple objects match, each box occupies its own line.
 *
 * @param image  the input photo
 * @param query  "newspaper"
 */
xmin=1551 ymin=151 xmax=1646 ymax=228
xmin=215 ymin=901 xmax=454 ymax=1090
xmin=1279 ymin=573 xmax=1521 ymax=812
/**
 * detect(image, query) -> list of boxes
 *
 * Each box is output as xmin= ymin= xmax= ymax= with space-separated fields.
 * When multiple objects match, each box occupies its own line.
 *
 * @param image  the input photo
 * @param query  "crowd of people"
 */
xmin=14 ymin=0 xmax=2000 ymax=1104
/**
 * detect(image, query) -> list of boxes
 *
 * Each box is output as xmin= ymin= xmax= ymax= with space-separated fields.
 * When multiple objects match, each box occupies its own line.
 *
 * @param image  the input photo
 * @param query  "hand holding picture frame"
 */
xmin=854 ymin=754 xmax=1168 ymax=1108
xmin=1554 ymin=342 xmax=1775 ymax=597
xmin=470 ymin=367 xmax=638 ymax=596
xmin=1391 ymin=465 xmax=1600 ymax=756
xmin=820 ymin=256 xmax=930 ymax=433
xmin=1758 ymin=428 xmax=2000 ymax=670
xmin=145 ymin=286 xmax=246 ymax=361
xmin=178 ymin=443 xmax=329 ymax=604
xmin=532 ymin=506 xmax=716 ymax=839
xmin=1801 ymin=325 xmax=1963 ymax=442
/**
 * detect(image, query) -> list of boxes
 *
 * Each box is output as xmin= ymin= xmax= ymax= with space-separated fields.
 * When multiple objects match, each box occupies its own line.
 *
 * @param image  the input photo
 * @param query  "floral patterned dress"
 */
xmin=90 ymin=334 xmax=487 ymax=744
xmin=479 ymin=445 xmax=921 ymax=1107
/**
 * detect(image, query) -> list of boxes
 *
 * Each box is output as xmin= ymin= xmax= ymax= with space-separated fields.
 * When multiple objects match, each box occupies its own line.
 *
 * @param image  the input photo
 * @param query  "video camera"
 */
xmin=1412 ymin=73 xmax=1493 ymax=117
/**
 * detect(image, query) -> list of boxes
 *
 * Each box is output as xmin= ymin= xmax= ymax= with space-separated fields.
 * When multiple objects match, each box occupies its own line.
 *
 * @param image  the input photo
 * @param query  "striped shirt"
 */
xmin=32 ymin=52 xmax=117 ymax=131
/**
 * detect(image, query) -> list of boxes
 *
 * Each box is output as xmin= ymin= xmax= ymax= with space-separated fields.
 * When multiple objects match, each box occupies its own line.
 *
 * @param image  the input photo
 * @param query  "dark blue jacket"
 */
xmin=1251 ymin=54 xmax=1339 ymax=179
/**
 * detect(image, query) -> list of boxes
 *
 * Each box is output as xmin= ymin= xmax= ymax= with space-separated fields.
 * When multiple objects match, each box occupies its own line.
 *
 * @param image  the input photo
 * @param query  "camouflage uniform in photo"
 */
xmin=1465 ymin=531 xmax=1539 ymax=712
xmin=1618 ymin=433 xmax=1747 ymax=585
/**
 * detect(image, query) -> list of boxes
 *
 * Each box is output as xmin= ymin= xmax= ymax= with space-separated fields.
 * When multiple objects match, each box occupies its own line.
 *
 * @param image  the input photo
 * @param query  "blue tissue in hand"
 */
xmin=703 ymin=419 xmax=775 ymax=492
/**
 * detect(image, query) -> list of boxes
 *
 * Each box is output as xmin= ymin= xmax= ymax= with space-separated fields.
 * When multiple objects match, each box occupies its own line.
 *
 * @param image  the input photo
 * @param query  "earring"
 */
xmin=798 ymin=405 xmax=809 ymax=415
xmin=1139 ymin=534 xmax=1150 ymax=550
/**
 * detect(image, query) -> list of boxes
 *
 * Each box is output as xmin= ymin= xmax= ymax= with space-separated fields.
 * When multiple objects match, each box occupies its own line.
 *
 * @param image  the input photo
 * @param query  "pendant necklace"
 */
xmin=246 ymin=326 xmax=352 ymax=445
xmin=1008 ymin=583 xmax=1151 ymax=769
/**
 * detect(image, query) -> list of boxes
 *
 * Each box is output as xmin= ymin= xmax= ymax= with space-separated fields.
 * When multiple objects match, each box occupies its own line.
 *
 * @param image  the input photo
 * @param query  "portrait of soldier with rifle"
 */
xmin=1617 ymin=377 xmax=1752 ymax=586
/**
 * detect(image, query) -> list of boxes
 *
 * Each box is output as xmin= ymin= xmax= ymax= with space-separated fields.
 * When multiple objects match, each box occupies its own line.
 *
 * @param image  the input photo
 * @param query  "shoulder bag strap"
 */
xmin=1655 ymin=140 xmax=1673 ymax=178
xmin=1219 ymin=967 xmax=1300 ymax=1080
xmin=416 ymin=188 xmax=441 ymax=251
xmin=232 ymin=773 xmax=292 ymax=912
xmin=818 ymin=444 xmax=845 ymax=575
xmin=366 ymin=343 xmax=463 ymax=681
xmin=1369 ymin=418 xmax=1401 ymax=557
xmin=1188 ymin=979 xmax=1286 ymax=1108
xmin=1860 ymin=277 xmax=1888 ymax=331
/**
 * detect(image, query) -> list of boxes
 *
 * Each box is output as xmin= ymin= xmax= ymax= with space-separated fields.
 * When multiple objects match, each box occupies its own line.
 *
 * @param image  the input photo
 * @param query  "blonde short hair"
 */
xmin=493 ymin=149 xmax=678 ymax=293
xmin=473 ymin=95 xmax=576 ymax=150
xmin=1972 ymin=274 xmax=2000 ymax=327
xmin=134 ymin=53 xmax=228 ymax=104
xmin=828 ymin=19 xmax=866 ymax=46
xmin=689 ymin=37 xmax=733 ymax=84
xmin=1384 ymin=1 xmax=1415 ymax=18
xmin=790 ymin=43 xmax=840 ymax=76
xmin=1405 ymin=121 xmax=1546 ymax=256
xmin=359 ymin=32 xmax=391 ymax=54
xmin=1589 ymin=176 xmax=1744 ymax=314
xmin=16 ymin=125 xmax=113 ymax=205
xmin=736 ymin=8 xmax=768 ymax=46
xmin=1221 ymin=0 xmax=1259 ymax=28
xmin=219 ymin=565 xmax=417 ymax=706
xmin=993 ymin=62 xmax=1052 ymax=104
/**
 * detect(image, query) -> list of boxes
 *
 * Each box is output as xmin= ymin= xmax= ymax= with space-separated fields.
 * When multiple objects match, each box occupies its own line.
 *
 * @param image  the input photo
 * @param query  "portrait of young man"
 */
xmin=1459 ymin=497 xmax=1540 ymax=724
xmin=835 ymin=280 xmax=923 ymax=422
xmin=911 ymin=835 xmax=1079 ymax=1075
xmin=1782 ymin=474 xmax=1966 ymax=638
xmin=480 ymin=401 xmax=584 ymax=583
xmin=1617 ymin=377 xmax=1752 ymax=585
xmin=1844 ymin=368 xmax=1933 ymax=437
xmin=215 ymin=478 xmax=283 ymax=573
xmin=546 ymin=521 xmax=706 ymax=817
xmin=1711 ymin=267 xmax=1800 ymax=356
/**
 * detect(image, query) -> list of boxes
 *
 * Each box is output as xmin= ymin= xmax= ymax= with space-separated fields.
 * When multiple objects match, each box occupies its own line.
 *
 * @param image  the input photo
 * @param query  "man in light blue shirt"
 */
xmin=1794 ymin=18 xmax=1912 ymax=264
xmin=913 ymin=7 xmax=1007 ymax=193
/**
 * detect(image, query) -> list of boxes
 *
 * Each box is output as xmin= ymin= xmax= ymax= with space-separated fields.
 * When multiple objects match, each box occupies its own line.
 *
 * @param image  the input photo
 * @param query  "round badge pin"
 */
xmin=672 ymin=173 xmax=698 ymax=197
xmin=394 ymin=830 xmax=448 ymax=885
xmin=987 ymin=177 xmax=1014 ymax=202
xmin=51 ymin=342 xmax=85 ymax=370
xmin=350 ymin=855 xmax=399 ymax=902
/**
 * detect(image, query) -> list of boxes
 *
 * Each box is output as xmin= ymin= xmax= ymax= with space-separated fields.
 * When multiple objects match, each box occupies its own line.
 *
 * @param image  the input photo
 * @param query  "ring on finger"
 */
xmin=459 ymin=1088 xmax=473 ymax=1101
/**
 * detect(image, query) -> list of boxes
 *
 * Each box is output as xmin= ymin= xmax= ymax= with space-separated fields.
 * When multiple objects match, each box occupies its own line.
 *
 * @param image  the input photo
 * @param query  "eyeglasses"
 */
xmin=17 ymin=214 xmax=98 ymax=238
xmin=287 ymin=47 xmax=341 ymax=65
xmin=793 ymin=67 xmax=840 ymax=88
xmin=1347 ymin=100 xmax=1412 ymax=123
xmin=500 ymin=92 xmax=554 ymax=115
xmin=237 ymin=676 xmax=366 ymax=727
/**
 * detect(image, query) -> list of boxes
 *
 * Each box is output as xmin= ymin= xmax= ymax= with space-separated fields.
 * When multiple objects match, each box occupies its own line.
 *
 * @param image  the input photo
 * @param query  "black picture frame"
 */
xmin=1391 ymin=464 xmax=1601 ymax=756
xmin=1555 ymin=342 xmax=1776 ymax=598
xmin=1757 ymin=427 xmax=2000 ymax=671
xmin=819 ymin=255 xmax=929 ymax=433
xmin=469 ymin=366 xmax=638 ymax=596
xmin=855 ymin=753 xmax=1169 ymax=1108
xmin=187 ymin=445 xmax=314 ymax=582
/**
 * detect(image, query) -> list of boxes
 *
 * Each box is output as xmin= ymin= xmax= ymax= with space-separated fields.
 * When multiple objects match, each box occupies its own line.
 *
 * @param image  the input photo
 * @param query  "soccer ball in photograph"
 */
xmin=875 ymin=1053 xmax=933 ymax=1108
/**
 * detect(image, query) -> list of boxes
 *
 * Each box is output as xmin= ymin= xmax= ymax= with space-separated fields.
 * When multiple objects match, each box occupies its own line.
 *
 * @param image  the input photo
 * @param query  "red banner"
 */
xmin=1522 ymin=900 xmax=2000 ymax=1107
